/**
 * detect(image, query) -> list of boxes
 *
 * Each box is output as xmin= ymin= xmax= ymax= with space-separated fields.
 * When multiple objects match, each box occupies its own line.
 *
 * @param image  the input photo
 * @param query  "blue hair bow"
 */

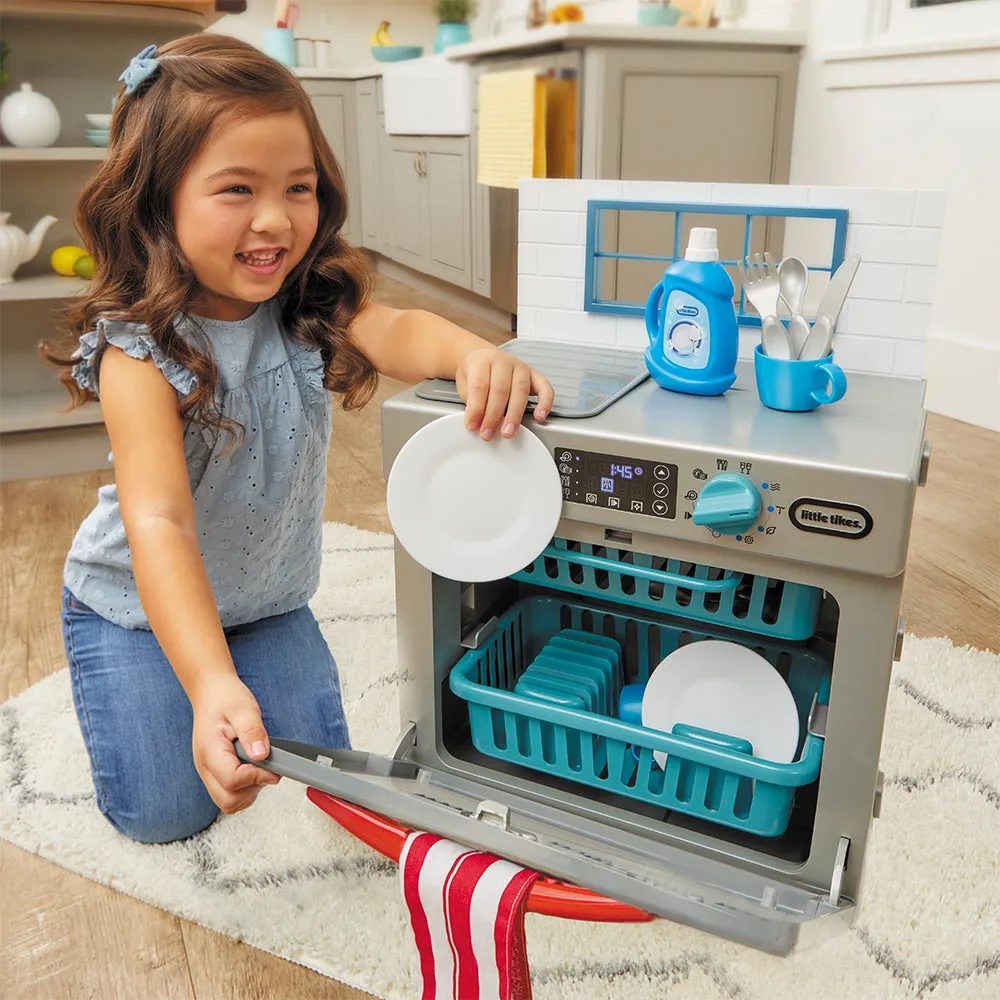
xmin=119 ymin=44 xmax=160 ymax=94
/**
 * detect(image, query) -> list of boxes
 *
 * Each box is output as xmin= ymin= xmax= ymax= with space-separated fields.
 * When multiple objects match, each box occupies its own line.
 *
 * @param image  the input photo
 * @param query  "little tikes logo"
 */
xmin=789 ymin=498 xmax=873 ymax=539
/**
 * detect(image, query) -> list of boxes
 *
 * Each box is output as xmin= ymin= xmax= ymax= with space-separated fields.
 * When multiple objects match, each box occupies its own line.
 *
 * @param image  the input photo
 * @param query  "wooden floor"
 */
xmin=1 ymin=275 xmax=998 ymax=998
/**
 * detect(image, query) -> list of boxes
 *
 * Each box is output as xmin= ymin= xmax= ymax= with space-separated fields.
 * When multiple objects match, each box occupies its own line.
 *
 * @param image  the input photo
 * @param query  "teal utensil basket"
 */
xmin=450 ymin=596 xmax=830 ymax=838
xmin=513 ymin=540 xmax=823 ymax=642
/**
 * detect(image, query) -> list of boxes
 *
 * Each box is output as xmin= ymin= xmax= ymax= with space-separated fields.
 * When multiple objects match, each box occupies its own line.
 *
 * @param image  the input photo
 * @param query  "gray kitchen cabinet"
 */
xmin=470 ymin=109 xmax=491 ymax=299
xmin=387 ymin=137 xmax=429 ymax=271
xmin=384 ymin=135 xmax=473 ymax=291
xmin=423 ymin=137 xmax=473 ymax=290
xmin=355 ymin=79 xmax=381 ymax=252
xmin=584 ymin=45 xmax=799 ymax=304
xmin=301 ymin=78 xmax=361 ymax=244
xmin=465 ymin=39 xmax=801 ymax=314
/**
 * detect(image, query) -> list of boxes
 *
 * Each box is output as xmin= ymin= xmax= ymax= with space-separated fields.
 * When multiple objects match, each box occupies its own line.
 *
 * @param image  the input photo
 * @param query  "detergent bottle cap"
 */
xmin=685 ymin=227 xmax=719 ymax=263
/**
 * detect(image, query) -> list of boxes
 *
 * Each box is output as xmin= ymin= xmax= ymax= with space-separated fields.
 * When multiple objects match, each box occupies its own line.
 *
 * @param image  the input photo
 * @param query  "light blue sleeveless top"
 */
xmin=64 ymin=299 xmax=332 ymax=630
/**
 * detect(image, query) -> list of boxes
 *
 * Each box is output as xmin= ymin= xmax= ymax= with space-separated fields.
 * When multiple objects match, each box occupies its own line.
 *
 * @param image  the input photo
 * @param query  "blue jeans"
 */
xmin=61 ymin=588 xmax=350 ymax=844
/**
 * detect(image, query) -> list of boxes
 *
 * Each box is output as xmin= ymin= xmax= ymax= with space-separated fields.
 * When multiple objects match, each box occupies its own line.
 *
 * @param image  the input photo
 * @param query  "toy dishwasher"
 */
xmin=241 ymin=356 xmax=930 ymax=955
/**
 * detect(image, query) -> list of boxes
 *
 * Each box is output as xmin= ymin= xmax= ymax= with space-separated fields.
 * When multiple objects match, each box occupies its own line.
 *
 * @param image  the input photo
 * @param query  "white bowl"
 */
xmin=86 ymin=113 xmax=112 ymax=129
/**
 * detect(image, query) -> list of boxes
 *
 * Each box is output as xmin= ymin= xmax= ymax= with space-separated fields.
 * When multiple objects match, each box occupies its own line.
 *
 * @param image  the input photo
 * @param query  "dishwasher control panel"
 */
xmin=556 ymin=448 xmax=678 ymax=519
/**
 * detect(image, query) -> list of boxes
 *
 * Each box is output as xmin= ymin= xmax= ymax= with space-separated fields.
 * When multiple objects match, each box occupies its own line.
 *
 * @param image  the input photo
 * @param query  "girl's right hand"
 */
xmin=190 ymin=674 xmax=281 ymax=813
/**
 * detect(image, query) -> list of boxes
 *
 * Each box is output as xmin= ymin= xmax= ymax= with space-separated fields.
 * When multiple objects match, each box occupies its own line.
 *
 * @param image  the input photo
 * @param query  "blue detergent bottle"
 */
xmin=644 ymin=227 xmax=738 ymax=395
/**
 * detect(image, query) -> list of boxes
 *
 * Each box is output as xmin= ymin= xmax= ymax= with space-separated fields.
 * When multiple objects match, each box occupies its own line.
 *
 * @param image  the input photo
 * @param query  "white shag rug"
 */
xmin=2 ymin=522 xmax=998 ymax=1000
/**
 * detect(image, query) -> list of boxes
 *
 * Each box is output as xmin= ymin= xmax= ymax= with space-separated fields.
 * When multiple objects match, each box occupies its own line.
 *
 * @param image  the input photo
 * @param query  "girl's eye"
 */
xmin=224 ymin=184 xmax=252 ymax=195
xmin=289 ymin=183 xmax=313 ymax=195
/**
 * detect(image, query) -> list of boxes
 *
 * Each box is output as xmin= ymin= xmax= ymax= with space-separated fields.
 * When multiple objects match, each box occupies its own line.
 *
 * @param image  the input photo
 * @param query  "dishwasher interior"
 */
xmin=442 ymin=536 xmax=838 ymax=863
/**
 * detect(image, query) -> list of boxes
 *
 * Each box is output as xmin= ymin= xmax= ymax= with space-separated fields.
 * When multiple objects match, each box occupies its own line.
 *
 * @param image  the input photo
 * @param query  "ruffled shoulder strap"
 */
xmin=72 ymin=318 xmax=197 ymax=397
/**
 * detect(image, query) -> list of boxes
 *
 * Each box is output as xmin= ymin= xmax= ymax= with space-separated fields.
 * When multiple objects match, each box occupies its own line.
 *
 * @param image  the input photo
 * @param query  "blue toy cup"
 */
xmin=262 ymin=27 xmax=296 ymax=68
xmin=753 ymin=344 xmax=847 ymax=412
xmin=617 ymin=682 xmax=645 ymax=725
xmin=617 ymin=683 xmax=646 ymax=763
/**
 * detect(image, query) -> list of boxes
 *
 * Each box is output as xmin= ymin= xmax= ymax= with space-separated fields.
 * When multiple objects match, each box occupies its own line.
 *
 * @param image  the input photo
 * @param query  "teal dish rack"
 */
xmin=513 ymin=541 xmax=823 ymax=642
xmin=449 ymin=596 xmax=830 ymax=838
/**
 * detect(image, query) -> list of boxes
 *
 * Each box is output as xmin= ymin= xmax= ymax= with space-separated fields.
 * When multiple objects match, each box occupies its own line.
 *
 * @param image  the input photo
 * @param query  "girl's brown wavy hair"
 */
xmin=41 ymin=33 xmax=376 ymax=440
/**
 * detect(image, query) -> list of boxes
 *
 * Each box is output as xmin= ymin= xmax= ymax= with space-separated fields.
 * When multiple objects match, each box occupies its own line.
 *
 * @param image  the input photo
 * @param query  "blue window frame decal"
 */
xmin=583 ymin=201 xmax=849 ymax=327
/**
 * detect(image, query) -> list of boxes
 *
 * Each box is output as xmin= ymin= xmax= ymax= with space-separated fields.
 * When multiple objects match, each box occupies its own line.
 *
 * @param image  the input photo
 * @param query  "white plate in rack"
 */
xmin=386 ymin=413 xmax=562 ymax=583
xmin=641 ymin=640 xmax=800 ymax=768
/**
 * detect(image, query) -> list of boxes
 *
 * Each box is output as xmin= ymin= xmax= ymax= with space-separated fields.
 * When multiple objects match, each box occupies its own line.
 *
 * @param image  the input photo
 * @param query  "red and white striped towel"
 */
xmin=400 ymin=832 xmax=540 ymax=1000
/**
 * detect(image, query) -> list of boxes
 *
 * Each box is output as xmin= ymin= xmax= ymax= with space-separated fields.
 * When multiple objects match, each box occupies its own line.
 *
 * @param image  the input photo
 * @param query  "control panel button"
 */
xmin=653 ymin=465 xmax=670 ymax=480
xmin=691 ymin=473 xmax=761 ymax=536
xmin=653 ymin=482 xmax=669 ymax=499
xmin=652 ymin=499 xmax=668 ymax=515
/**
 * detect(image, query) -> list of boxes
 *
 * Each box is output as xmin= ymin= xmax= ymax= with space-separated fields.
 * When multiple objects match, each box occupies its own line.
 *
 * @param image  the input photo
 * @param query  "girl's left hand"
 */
xmin=456 ymin=348 xmax=555 ymax=440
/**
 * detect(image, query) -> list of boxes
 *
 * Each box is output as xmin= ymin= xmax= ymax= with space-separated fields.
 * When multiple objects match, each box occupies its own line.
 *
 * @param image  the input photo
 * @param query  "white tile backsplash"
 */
xmin=827 ymin=335 xmax=898 ymax=375
xmin=839 ymin=299 xmax=932 ymax=341
xmin=518 ymin=210 xmax=583 ymax=245
xmin=536 ymin=244 xmax=587 ymax=278
xmin=533 ymin=307 xmax=619 ymax=342
xmin=616 ymin=318 xmax=648 ymax=350
xmin=533 ymin=178 xmax=623 ymax=212
xmin=515 ymin=305 xmax=537 ymax=338
xmin=516 ymin=180 xmax=945 ymax=380
xmin=846 ymin=225 xmax=942 ymax=267
xmin=893 ymin=340 xmax=928 ymax=379
xmin=711 ymin=183 xmax=812 ymax=208
xmin=912 ymin=191 xmax=948 ymax=229
xmin=618 ymin=180 xmax=713 ymax=205
xmin=851 ymin=262 xmax=907 ymax=301
xmin=903 ymin=266 xmax=937 ymax=304
xmin=517 ymin=243 xmax=538 ymax=276
xmin=808 ymin=187 xmax=916 ymax=226
xmin=518 ymin=275 xmax=583 ymax=311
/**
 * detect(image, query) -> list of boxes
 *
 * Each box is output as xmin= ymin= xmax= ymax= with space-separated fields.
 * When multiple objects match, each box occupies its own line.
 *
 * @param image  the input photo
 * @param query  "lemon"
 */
xmin=73 ymin=254 xmax=96 ymax=280
xmin=51 ymin=245 xmax=88 ymax=277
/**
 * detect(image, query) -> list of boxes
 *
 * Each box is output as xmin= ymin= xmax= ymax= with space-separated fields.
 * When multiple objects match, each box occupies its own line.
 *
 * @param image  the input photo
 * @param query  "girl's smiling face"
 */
xmin=174 ymin=110 xmax=319 ymax=321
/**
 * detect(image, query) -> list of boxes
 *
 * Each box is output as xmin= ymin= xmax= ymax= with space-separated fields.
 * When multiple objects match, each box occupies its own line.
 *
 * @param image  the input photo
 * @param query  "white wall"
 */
xmin=790 ymin=1 xmax=1000 ymax=430
xmin=213 ymin=0 xmax=441 ymax=65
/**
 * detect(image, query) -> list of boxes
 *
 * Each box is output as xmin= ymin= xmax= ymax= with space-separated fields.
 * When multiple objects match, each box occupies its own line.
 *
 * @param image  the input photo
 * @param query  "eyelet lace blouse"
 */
xmin=63 ymin=299 xmax=332 ymax=630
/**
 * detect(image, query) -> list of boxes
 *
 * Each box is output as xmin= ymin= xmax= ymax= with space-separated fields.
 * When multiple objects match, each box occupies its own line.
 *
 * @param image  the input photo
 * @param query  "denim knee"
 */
xmin=100 ymin=791 xmax=220 ymax=845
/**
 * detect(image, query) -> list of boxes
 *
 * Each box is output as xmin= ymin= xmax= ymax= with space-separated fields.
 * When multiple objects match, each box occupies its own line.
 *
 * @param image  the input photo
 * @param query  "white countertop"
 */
xmin=290 ymin=24 xmax=806 ymax=79
xmin=294 ymin=66 xmax=382 ymax=80
xmin=444 ymin=23 xmax=807 ymax=60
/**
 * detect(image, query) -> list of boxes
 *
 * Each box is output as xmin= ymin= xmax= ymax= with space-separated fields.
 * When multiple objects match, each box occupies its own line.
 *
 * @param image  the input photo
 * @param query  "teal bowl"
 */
xmin=85 ymin=129 xmax=110 ymax=147
xmin=371 ymin=45 xmax=423 ymax=62
xmin=637 ymin=4 xmax=682 ymax=25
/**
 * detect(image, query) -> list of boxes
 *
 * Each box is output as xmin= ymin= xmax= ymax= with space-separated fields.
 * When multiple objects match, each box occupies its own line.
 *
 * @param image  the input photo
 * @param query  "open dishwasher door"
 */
xmin=237 ymin=738 xmax=855 ymax=956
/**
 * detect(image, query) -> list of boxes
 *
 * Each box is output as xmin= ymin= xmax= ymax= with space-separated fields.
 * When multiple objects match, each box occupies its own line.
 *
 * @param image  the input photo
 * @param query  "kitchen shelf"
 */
xmin=0 ymin=147 xmax=107 ymax=162
xmin=0 ymin=1 xmax=221 ymax=28
xmin=0 ymin=276 xmax=90 ymax=302
xmin=0 ymin=392 xmax=103 ymax=434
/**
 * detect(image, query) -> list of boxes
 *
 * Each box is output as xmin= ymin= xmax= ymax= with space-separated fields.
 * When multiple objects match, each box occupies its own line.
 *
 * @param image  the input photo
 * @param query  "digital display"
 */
xmin=554 ymin=448 xmax=677 ymax=519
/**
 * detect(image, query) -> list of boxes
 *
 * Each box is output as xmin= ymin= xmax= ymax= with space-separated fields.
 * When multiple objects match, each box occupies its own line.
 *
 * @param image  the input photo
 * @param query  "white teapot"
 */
xmin=0 ymin=213 xmax=59 ymax=283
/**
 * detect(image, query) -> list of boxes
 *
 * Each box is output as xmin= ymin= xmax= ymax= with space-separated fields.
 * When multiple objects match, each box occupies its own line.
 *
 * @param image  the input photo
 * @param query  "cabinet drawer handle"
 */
xmin=418 ymin=152 xmax=427 ymax=177
xmin=413 ymin=153 xmax=420 ymax=175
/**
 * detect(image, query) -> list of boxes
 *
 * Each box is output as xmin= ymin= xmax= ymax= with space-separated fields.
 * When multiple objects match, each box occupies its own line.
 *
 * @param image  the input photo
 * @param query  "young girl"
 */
xmin=43 ymin=34 xmax=554 ymax=845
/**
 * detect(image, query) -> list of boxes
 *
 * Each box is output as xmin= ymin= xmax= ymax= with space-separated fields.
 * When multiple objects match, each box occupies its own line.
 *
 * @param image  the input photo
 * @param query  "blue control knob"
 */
xmin=692 ymin=473 xmax=761 ymax=535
